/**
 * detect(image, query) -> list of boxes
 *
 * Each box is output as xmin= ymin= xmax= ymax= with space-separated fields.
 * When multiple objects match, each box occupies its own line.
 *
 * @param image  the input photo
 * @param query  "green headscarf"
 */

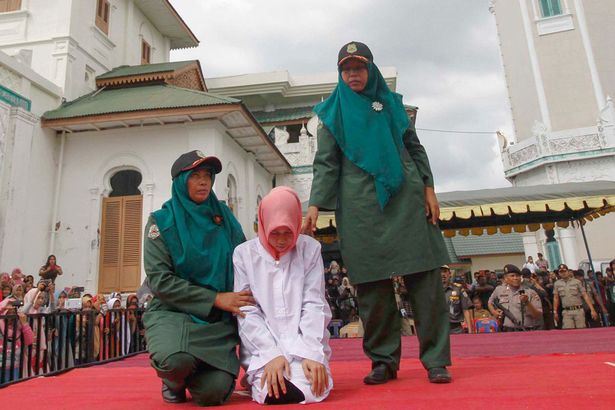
xmin=152 ymin=168 xmax=245 ymax=323
xmin=313 ymin=62 xmax=410 ymax=209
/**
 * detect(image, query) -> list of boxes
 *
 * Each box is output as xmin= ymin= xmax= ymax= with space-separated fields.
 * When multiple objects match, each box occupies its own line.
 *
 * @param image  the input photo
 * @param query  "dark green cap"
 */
xmin=338 ymin=41 xmax=373 ymax=66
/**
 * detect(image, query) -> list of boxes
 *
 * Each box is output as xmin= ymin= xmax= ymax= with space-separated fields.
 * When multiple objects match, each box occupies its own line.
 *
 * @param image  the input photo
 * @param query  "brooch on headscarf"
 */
xmin=213 ymin=215 xmax=224 ymax=225
xmin=372 ymin=101 xmax=384 ymax=112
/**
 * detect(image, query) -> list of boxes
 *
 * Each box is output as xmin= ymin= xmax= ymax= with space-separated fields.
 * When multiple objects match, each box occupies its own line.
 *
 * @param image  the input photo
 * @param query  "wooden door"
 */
xmin=98 ymin=195 xmax=143 ymax=293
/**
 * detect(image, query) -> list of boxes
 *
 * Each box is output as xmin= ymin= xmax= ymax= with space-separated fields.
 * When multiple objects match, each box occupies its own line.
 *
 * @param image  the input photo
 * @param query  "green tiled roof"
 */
xmin=43 ymin=84 xmax=239 ymax=120
xmin=96 ymin=60 xmax=198 ymax=80
xmin=450 ymin=232 xmax=524 ymax=257
xmin=443 ymin=236 xmax=464 ymax=264
xmin=252 ymin=106 xmax=315 ymax=123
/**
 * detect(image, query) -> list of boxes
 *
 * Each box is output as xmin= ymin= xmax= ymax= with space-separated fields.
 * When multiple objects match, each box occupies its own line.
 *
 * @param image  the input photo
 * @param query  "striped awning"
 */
xmin=438 ymin=181 xmax=615 ymax=237
xmin=307 ymin=181 xmax=615 ymax=238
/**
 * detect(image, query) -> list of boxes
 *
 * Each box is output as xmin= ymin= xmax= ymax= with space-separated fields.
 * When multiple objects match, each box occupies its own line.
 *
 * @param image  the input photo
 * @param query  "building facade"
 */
xmin=0 ymin=0 xmax=288 ymax=293
xmin=491 ymin=0 xmax=615 ymax=269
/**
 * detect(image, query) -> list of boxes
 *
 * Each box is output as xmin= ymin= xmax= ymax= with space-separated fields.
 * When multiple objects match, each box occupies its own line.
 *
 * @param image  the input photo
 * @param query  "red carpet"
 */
xmin=2 ymin=328 xmax=615 ymax=409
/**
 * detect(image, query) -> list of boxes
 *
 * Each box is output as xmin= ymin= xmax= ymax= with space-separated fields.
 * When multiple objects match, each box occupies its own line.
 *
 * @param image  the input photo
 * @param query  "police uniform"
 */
xmin=554 ymin=277 xmax=588 ymax=329
xmin=443 ymin=283 xmax=472 ymax=334
xmin=488 ymin=284 xmax=542 ymax=331
xmin=309 ymin=42 xmax=451 ymax=384
xmin=143 ymin=151 xmax=245 ymax=406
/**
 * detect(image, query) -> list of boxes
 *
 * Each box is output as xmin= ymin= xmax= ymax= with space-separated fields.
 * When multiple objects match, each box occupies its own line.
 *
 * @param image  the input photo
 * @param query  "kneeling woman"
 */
xmin=234 ymin=187 xmax=333 ymax=405
xmin=143 ymin=151 xmax=254 ymax=406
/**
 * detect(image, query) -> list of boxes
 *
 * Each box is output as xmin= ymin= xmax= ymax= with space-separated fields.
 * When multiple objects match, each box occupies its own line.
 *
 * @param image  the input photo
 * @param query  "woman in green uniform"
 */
xmin=303 ymin=42 xmax=452 ymax=384
xmin=143 ymin=150 xmax=254 ymax=405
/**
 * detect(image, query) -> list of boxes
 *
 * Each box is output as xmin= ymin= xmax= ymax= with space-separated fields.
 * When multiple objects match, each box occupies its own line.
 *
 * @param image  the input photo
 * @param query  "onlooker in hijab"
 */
xmin=25 ymin=289 xmax=53 ymax=376
xmin=1 ymin=283 xmax=11 ymax=301
xmin=39 ymin=255 xmax=63 ymax=283
xmin=11 ymin=284 xmax=25 ymax=302
xmin=11 ymin=268 xmax=24 ymax=285
xmin=0 ymin=272 xmax=10 ymax=285
xmin=0 ymin=297 xmax=34 ymax=382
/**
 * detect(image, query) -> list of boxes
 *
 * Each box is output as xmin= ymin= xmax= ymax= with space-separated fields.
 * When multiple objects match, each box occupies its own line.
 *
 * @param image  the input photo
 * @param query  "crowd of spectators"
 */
xmin=321 ymin=256 xmax=615 ymax=336
xmin=0 ymin=256 xmax=152 ymax=384
xmin=440 ymin=255 xmax=615 ymax=333
xmin=324 ymin=261 xmax=359 ymax=326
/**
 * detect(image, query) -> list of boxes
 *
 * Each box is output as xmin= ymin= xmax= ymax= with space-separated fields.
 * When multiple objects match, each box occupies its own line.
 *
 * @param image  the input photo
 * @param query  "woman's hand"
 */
xmin=18 ymin=312 xmax=28 ymax=325
xmin=301 ymin=206 xmax=319 ymax=236
xmin=261 ymin=355 xmax=290 ymax=399
xmin=214 ymin=290 xmax=256 ymax=317
xmin=302 ymin=358 xmax=328 ymax=397
xmin=424 ymin=186 xmax=440 ymax=225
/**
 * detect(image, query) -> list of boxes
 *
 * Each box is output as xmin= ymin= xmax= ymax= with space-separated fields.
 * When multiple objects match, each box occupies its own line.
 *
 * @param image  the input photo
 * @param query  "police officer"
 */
xmin=553 ymin=265 xmax=598 ymax=329
xmin=488 ymin=264 xmax=543 ymax=331
xmin=441 ymin=266 xmax=473 ymax=334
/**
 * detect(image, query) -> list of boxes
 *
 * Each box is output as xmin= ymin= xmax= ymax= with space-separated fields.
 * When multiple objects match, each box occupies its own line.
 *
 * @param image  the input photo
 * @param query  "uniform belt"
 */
xmin=563 ymin=305 xmax=583 ymax=311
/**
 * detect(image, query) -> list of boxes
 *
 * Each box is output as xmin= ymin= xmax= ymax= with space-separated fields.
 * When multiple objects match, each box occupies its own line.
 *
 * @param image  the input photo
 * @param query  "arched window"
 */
xmin=109 ymin=170 xmax=142 ymax=197
xmin=227 ymin=174 xmax=238 ymax=216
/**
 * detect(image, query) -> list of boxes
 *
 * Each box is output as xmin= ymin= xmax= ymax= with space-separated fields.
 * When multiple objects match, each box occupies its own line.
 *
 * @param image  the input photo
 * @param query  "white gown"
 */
xmin=233 ymin=234 xmax=333 ymax=404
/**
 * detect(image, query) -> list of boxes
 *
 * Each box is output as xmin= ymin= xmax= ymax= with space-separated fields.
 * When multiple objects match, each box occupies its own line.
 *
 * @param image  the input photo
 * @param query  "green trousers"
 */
xmin=152 ymin=351 xmax=235 ymax=406
xmin=356 ymin=268 xmax=451 ymax=371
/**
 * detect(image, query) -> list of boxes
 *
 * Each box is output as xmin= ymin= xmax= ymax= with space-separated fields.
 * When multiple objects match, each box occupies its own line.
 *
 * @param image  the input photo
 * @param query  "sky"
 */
xmin=170 ymin=0 xmax=514 ymax=193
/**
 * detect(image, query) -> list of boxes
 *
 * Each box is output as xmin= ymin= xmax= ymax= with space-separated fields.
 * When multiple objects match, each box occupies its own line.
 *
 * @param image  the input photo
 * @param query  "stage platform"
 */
xmin=2 ymin=328 xmax=614 ymax=409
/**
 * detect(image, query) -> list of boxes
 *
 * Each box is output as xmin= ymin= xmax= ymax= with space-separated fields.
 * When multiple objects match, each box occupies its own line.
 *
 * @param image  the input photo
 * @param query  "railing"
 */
xmin=0 ymin=308 xmax=146 ymax=387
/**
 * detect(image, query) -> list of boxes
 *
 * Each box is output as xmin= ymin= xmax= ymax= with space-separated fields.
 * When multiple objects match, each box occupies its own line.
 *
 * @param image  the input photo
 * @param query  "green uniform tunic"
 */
xmin=309 ymin=123 xmax=449 ymax=283
xmin=142 ymin=216 xmax=239 ymax=377
xmin=310 ymin=123 xmax=451 ymax=372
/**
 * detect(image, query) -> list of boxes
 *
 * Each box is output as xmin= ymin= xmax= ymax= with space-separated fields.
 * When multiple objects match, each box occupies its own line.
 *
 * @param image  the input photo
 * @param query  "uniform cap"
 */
xmin=558 ymin=264 xmax=569 ymax=271
xmin=338 ymin=41 xmax=374 ymax=66
xmin=503 ymin=264 xmax=521 ymax=275
xmin=440 ymin=265 xmax=451 ymax=271
xmin=171 ymin=150 xmax=222 ymax=180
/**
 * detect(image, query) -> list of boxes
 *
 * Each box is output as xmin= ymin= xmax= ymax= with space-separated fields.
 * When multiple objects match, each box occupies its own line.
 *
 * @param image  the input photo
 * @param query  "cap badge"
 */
xmin=196 ymin=150 xmax=205 ymax=158
xmin=372 ymin=101 xmax=384 ymax=112
xmin=347 ymin=43 xmax=358 ymax=54
xmin=148 ymin=224 xmax=160 ymax=240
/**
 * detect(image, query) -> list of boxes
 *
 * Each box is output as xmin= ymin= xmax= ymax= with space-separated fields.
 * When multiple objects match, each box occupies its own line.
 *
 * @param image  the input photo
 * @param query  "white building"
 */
xmin=490 ymin=0 xmax=615 ymax=269
xmin=0 ymin=0 xmax=289 ymax=293
xmin=207 ymin=68 xmax=406 ymax=204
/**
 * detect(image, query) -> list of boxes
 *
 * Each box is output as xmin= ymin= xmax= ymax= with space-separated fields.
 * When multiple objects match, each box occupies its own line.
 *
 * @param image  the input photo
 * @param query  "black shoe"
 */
xmin=162 ymin=382 xmax=187 ymax=404
xmin=428 ymin=367 xmax=452 ymax=384
xmin=363 ymin=363 xmax=397 ymax=385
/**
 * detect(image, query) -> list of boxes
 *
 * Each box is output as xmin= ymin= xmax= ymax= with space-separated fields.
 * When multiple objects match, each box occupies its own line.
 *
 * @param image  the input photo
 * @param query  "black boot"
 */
xmin=428 ymin=367 xmax=452 ymax=383
xmin=363 ymin=363 xmax=397 ymax=385
xmin=162 ymin=382 xmax=187 ymax=403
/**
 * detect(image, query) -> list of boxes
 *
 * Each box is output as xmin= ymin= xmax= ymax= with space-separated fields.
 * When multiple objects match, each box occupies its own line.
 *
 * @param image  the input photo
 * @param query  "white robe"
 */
xmin=233 ymin=234 xmax=333 ymax=404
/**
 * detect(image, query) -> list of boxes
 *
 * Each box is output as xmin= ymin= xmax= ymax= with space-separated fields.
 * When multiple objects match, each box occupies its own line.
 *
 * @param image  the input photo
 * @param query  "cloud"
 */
xmin=170 ymin=0 xmax=513 ymax=192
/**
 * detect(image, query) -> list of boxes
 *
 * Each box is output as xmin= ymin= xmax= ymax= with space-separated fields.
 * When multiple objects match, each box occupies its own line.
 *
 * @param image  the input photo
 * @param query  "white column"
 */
xmin=573 ymin=0 xmax=605 ymax=110
xmin=0 ymin=107 xmax=36 ymax=270
xmin=86 ymin=187 xmax=102 ymax=292
xmin=521 ymin=232 xmax=540 ymax=259
xmin=519 ymin=0 xmax=551 ymax=129
xmin=557 ymin=226 xmax=580 ymax=268
xmin=141 ymin=182 xmax=155 ymax=284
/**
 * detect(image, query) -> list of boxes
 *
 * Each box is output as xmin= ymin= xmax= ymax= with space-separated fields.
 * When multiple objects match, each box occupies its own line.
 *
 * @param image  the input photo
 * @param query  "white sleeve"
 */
xmin=233 ymin=248 xmax=283 ymax=371
xmin=288 ymin=242 xmax=331 ymax=364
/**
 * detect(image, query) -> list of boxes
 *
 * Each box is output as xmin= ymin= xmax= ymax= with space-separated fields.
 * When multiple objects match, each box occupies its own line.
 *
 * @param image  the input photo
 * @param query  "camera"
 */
xmin=11 ymin=299 xmax=24 ymax=308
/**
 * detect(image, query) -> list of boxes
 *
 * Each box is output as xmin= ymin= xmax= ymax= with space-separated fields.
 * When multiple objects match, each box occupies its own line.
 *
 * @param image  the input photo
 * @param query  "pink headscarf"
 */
xmin=11 ymin=268 xmax=24 ymax=285
xmin=257 ymin=186 xmax=302 ymax=260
